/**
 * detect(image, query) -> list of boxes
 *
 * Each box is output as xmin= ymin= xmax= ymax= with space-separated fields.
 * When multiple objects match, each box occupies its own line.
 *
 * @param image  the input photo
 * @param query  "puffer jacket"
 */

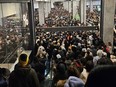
xmin=64 ymin=76 xmax=84 ymax=87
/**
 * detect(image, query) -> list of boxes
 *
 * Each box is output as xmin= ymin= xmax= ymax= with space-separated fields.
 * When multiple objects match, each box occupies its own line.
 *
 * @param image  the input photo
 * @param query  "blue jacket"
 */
xmin=64 ymin=76 xmax=84 ymax=87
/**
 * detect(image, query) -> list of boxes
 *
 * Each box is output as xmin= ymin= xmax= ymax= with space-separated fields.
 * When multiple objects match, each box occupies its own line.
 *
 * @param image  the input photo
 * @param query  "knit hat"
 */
xmin=19 ymin=53 xmax=29 ymax=67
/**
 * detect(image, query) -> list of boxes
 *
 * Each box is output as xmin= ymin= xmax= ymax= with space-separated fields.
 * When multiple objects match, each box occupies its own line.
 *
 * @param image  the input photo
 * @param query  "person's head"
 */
xmin=56 ymin=62 xmax=67 ymax=74
xmin=67 ymin=65 xmax=80 ymax=78
xmin=108 ymin=42 xmax=112 ymax=46
xmin=85 ymin=60 xmax=94 ymax=72
xmin=97 ymin=57 xmax=113 ymax=66
xmin=74 ymin=60 xmax=83 ymax=73
xmin=85 ymin=65 xmax=116 ymax=87
xmin=36 ymin=46 xmax=47 ymax=58
xmin=1 ymin=68 xmax=10 ymax=79
xmin=18 ymin=53 xmax=29 ymax=67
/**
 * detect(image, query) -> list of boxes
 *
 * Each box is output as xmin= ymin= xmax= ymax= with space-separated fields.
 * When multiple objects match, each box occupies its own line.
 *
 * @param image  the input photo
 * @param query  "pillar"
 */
xmin=68 ymin=1 xmax=72 ymax=13
xmin=90 ymin=0 xmax=93 ymax=12
xmin=63 ymin=1 xmax=71 ymax=13
xmin=44 ymin=2 xmax=51 ymax=18
xmin=28 ymin=0 xmax=35 ymax=50
xmin=63 ymin=1 xmax=69 ymax=11
xmin=38 ymin=1 xmax=45 ymax=25
xmin=101 ymin=0 xmax=115 ymax=45
xmin=73 ymin=0 xmax=79 ymax=19
xmin=80 ymin=0 xmax=86 ymax=24
xmin=0 ymin=4 xmax=3 ymax=26
xmin=50 ymin=0 xmax=54 ymax=8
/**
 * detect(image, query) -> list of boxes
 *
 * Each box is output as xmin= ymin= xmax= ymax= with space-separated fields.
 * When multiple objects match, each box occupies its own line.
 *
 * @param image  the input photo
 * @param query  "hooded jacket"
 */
xmin=9 ymin=64 xmax=40 ymax=87
xmin=64 ymin=76 xmax=84 ymax=87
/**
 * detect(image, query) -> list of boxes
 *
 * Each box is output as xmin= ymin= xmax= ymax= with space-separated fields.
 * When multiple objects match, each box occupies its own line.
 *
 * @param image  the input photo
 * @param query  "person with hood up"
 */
xmin=64 ymin=76 xmax=84 ymax=87
xmin=9 ymin=53 xmax=40 ymax=87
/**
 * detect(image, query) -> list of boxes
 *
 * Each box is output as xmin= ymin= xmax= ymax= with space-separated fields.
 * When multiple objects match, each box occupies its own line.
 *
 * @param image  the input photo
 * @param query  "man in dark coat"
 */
xmin=9 ymin=53 xmax=40 ymax=87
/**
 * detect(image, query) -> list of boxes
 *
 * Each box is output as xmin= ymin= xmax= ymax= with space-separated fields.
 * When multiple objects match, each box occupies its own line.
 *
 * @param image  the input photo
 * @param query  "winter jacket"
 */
xmin=64 ymin=76 xmax=84 ymax=87
xmin=0 ymin=76 xmax=7 ymax=87
xmin=9 ymin=64 xmax=40 ymax=87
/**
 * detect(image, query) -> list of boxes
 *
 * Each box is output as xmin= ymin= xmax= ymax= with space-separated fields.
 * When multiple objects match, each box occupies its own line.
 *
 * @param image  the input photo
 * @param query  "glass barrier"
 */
xmin=0 ymin=2 xmax=29 ymax=63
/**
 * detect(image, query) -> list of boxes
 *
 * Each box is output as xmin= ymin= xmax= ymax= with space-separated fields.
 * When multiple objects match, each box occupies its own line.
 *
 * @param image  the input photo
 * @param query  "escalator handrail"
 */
xmin=1 ymin=43 xmax=22 ymax=64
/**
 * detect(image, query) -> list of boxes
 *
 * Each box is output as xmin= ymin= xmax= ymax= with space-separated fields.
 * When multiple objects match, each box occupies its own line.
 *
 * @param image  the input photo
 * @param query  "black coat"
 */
xmin=9 ymin=64 xmax=40 ymax=87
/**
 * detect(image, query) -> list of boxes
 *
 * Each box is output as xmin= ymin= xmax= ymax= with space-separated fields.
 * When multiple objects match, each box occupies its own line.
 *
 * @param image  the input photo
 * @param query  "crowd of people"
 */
xmin=86 ymin=9 xmax=100 ymax=26
xmin=0 ymin=27 xmax=20 ymax=57
xmin=1 ymin=30 xmax=116 ymax=87
xmin=43 ymin=2 xmax=81 ymax=27
xmin=0 ymin=2 xmax=116 ymax=87
xmin=0 ymin=24 xmax=30 ymax=63
xmin=35 ymin=2 xmax=100 ymax=28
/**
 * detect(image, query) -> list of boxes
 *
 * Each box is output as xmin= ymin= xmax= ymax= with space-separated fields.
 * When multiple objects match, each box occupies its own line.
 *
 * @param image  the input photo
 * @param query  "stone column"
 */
xmin=90 ymin=0 xmax=93 ymax=12
xmin=50 ymin=0 xmax=54 ymax=8
xmin=63 ymin=1 xmax=69 ymax=11
xmin=38 ymin=1 xmax=45 ymax=25
xmin=44 ymin=2 xmax=51 ymax=18
xmin=0 ymin=4 xmax=3 ymax=26
xmin=73 ymin=0 xmax=79 ymax=19
xmin=63 ymin=1 xmax=72 ymax=13
xmin=102 ymin=0 xmax=115 ymax=45
xmin=72 ymin=0 xmax=76 ymax=19
xmin=80 ymin=0 xmax=86 ymax=24
xmin=63 ymin=1 xmax=71 ymax=13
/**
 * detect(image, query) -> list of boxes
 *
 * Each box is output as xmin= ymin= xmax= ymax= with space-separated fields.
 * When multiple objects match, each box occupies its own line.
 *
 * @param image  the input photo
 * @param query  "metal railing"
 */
xmin=36 ymin=26 xmax=99 ymax=32
xmin=1 ymin=43 xmax=23 ymax=64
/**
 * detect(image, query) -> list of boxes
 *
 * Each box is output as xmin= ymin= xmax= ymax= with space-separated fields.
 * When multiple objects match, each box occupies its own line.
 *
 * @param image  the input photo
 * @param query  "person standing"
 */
xmin=9 ymin=53 xmax=40 ymax=87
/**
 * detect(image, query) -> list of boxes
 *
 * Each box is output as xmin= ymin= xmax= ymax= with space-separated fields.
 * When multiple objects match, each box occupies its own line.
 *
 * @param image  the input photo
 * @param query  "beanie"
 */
xmin=19 ymin=53 xmax=29 ymax=67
